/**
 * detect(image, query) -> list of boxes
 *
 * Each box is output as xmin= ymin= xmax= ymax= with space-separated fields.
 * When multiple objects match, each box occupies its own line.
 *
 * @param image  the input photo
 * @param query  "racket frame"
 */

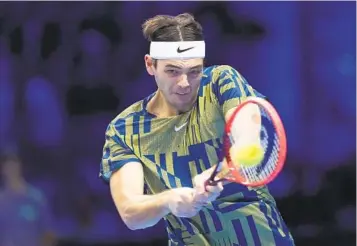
xmin=205 ymin=97 xmax=287 ymax=188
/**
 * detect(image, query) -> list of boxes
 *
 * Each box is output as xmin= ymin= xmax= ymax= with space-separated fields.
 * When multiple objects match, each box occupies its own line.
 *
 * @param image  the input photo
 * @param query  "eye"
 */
xmin=189 ymin=70 xmax=202 ymax=76
xmin=166 ymin=69 xmax=179 ymax=76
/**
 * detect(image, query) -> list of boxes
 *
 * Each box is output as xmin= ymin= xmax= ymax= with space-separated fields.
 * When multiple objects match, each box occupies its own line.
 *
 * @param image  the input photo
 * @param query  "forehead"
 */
xmin=159 ymin=58 xmax=204 ymax=69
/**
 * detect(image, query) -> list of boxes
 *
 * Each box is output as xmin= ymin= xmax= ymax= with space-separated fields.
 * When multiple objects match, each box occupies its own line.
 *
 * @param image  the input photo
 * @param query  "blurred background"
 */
xmin=0 ymin=1 xmax=355 ymax=246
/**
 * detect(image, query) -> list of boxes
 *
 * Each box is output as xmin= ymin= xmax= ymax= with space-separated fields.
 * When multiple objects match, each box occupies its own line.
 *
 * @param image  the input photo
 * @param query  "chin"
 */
xmin=177 ymin=107 xmax=191 ymax=114
xmin=176 ymin=100 xmax=197 ymax=113
xmin=170 ymin=92 xmax=198 ymax=112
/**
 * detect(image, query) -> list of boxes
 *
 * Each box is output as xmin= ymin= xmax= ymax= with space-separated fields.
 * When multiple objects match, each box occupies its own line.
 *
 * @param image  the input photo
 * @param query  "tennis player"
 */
xmin=100 ymin=13 xmax=294 ymax=245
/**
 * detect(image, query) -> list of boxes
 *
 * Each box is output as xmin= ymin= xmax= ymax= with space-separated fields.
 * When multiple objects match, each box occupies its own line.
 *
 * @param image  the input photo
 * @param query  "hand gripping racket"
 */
xmin=205 ymin=97 xmax=287 ymax=188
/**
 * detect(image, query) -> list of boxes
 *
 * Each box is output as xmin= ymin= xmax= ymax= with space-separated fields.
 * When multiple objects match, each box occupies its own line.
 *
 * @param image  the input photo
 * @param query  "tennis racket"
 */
xmin=205 ymin=96 xmax=287 ymax=188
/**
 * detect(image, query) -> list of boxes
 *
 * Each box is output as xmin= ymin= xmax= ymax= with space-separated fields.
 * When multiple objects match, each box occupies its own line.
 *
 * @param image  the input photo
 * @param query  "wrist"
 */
xmin=158 ymin=189 xmax=173 ymax=215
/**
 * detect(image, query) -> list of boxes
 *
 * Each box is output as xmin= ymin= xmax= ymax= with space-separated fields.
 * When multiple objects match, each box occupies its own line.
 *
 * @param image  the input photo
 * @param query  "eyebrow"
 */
xmin=165 ymin=64 xmax=203 ymax=70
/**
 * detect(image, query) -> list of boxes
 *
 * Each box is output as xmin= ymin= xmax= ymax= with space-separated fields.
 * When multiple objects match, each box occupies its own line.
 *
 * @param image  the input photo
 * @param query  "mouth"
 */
xmin=176 ymin=89 xmax=192 ymax=95
xmin=176 ymin=92 xmax=190 ymax=95
xmin=174 ymin=92 xmax=192 ymax=102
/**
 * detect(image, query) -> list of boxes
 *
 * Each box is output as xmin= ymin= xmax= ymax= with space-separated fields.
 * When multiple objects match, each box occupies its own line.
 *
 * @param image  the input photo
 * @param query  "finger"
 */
xmin=195 ymin=193 xmax=219 ymax=206
xmin=195 ymin=185 xmax=206 ymax=195
xmin=199 ymin=193 xmax=218 ymax=203
xmin=192 ymin=202 xmax=205 ymax=211
xmin=205 ymin=182 xmax=223 ymax=193
xmin=193 ymin=192 xmax=209 ymax=203
xmin=193 ymin=176 xmax=204 ymax=190
xmin=193 ymin=185 xmax=207 ymax=198
xmin=194 ymin=190 xmax=218 ymax=203
xmin=214 ymin=180 xmax=224 ymax=190
xmin=197 ymin=202 xmax=209 ymax=208
xmin=193 ymin=201 xmax=209 ymax=208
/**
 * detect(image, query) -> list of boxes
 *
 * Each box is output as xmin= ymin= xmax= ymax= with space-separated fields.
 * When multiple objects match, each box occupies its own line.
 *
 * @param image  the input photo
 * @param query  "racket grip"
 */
xmin=204 ymin=162 xmax=223 ymax=191
xmin=204 ymin=179 xmax=218 ymax=192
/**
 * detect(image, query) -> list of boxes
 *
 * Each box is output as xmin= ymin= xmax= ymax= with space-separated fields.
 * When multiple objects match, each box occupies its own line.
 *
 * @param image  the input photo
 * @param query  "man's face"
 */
xmin=145 ymin=56 xmax=204 ymax=113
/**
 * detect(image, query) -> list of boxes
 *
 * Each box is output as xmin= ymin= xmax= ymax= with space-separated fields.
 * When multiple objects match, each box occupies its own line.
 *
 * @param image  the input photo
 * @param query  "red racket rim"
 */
xmin=224 ymin=97 xmax=287 ymax=187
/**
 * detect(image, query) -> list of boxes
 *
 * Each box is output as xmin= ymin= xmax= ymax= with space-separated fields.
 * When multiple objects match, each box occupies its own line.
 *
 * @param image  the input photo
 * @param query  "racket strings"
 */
xmin=237 ymin=135 xmax=280 ymax=183
xmin=232 ymin=106 xmax=281 ymax=184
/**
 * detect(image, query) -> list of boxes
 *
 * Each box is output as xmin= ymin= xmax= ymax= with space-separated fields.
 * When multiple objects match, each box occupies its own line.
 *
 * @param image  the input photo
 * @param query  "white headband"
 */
xmin=149 ymin=41 xmax=205 ymax=59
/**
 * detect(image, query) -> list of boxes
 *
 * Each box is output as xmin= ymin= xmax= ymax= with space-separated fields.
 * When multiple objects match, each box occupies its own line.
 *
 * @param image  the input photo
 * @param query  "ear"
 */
xmin=144 ymin=54 xmax=154 ymax=76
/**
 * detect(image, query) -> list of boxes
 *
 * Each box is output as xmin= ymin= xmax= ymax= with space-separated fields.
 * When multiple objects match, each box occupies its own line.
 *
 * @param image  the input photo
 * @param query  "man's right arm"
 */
xmin=109 ymin=161 xmax=172 ymax=230
xmin=101 ymin=123 xmax=219 ymax=229
xmin=100 ymin=123 xmax=172 ymax=230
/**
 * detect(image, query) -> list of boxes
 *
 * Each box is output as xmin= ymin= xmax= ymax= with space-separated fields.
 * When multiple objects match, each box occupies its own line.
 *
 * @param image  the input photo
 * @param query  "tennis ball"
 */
xmin=230 ymin=144 xmax=264 ymax=167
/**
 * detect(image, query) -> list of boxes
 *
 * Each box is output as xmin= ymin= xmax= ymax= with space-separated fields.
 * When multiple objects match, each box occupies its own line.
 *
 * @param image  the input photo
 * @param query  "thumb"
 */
xmin=205 ymin=181 xmax=224 ymax=194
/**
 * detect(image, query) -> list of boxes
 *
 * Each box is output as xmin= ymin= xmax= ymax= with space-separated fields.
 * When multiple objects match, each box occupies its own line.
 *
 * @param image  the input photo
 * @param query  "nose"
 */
xmin=177 ymin=74 xmax=189 ymax=88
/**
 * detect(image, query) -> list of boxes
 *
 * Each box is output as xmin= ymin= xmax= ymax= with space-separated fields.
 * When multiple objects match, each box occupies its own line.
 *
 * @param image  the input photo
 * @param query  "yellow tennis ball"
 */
xmin=230 ymin=144 xmax=264 ymax=167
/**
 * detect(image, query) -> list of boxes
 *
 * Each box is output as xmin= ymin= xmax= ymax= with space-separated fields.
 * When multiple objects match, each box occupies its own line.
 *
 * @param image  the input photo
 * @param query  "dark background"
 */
xmin=0 ymin=1 xmax=355 ymax=246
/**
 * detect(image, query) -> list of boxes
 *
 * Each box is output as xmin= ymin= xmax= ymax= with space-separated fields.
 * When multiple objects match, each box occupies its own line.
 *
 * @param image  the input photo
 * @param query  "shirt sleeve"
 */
xmin=211 ymin=65 xmax=267 ymax=117
xmin=99 ymin=123 xmax=141 ymax=183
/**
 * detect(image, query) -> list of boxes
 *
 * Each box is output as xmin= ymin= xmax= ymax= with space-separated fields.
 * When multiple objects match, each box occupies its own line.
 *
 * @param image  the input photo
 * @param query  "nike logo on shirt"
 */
xmin=174 ymin=122 xmax=188 ymax=132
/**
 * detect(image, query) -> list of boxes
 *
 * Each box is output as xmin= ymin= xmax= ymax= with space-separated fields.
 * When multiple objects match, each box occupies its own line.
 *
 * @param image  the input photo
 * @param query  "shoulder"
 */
xmin=112 ymin=100 xmax=144 ymax=124
xmin=106 ymin=98 xmax=146 ymax=135
xmin=202 ymin=65 xmax=242 ymax=84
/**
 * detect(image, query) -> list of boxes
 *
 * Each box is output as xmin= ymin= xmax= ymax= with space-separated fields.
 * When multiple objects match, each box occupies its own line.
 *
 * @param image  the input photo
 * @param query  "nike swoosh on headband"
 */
xmin=177 ymin=46 xmax=195 ymax=53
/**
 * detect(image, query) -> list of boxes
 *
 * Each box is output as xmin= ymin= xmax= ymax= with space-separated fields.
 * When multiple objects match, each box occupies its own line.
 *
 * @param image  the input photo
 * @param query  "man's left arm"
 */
xmin=193 ymin=66 xmax=266 ymax=196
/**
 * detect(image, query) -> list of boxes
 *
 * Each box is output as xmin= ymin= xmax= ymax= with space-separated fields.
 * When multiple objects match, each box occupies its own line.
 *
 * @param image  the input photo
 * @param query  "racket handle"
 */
xmin=204 ymin=179 xmax=218 ymax=192
xmin=204 ymin=162 xmax=223 ymax=191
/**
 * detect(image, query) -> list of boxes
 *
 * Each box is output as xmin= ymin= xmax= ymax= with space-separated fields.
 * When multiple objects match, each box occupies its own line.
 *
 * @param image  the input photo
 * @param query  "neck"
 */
xmin=147 ymin=90 xmax=178 ymax=117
